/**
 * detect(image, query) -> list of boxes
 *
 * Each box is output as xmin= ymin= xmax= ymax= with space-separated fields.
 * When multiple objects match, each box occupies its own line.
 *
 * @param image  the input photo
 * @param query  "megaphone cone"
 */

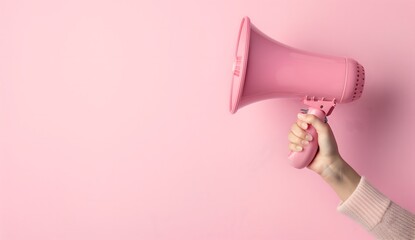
xmin=230 ymin=17 xmax=365 ymax=168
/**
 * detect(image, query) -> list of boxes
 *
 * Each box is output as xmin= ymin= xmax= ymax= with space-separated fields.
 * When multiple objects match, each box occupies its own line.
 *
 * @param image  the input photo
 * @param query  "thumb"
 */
xmin=297 ymin=113 xmax=328 ymax=134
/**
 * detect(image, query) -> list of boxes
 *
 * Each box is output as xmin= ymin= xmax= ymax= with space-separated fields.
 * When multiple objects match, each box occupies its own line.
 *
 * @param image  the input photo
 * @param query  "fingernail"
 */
xmin=301 ymin=140 xmax=309 ymax=145
xmin=306 ymin=134 xmax=313 ymax=141
xmin=301 ymin=122 xmax=308 ymax=130
xmin=295 ymin=146 xmax=303 ymax=151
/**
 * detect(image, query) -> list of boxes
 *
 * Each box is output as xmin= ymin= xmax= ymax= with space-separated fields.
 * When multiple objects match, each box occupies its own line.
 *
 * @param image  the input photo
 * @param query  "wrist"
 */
xmin=319 ymin=155 xmax=346 ymax=181
xmin=319 ymin=156 xmax=361 ymax=201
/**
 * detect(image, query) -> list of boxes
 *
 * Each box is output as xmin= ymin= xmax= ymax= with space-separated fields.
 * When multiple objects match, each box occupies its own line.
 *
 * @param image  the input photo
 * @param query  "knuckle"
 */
xmin=307 ymin=114 xmax=317 ymax=122
xmin=291 ymin=123 xmax=298 ymax=130
xmin=288 ymin=132 xmax=293 ymax=141
xmin=295 ymin=132 xmax=306 ymax=140
xmin=295 ymin=127 xmax=306 ymax=138
xmin=288 ymin=132 xmax=300 ymax=143
xmin=289 ymin=143 xmax=297 ymax=151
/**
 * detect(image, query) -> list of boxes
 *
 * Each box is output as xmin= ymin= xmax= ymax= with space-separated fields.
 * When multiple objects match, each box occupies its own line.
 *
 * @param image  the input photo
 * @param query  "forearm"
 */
xmin=319 ymin=156 xmax=361 ymax=202
xmin=334 ymin=173 xmax=415 ymax=239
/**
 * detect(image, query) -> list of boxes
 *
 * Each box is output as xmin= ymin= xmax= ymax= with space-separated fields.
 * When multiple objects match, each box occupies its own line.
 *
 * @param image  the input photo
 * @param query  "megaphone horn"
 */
xmin=229 ymin=16 xmax=365 ymax=169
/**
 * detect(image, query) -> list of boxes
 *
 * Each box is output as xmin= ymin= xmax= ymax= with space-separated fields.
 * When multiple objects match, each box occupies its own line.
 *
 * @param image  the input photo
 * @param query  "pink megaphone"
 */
xmin=230 ymin=16 xmax=365 ymax=169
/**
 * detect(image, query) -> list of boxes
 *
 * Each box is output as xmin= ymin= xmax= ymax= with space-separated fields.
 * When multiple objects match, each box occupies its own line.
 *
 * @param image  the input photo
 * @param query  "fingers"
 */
xmin=290 ymin=121 xmax=313 ymax=141
xmin=297 ymin=113 xmax=328 ymax=135
xmin=288 ymin=121 xmax=313 ymax=152
xmin=288 ymin=132 xmax=310 ymax=151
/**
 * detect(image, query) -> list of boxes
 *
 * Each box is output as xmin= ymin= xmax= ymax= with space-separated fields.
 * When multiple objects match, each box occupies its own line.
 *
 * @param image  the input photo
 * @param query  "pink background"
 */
xmin=0 ymin=0 xmax=414 ymax=239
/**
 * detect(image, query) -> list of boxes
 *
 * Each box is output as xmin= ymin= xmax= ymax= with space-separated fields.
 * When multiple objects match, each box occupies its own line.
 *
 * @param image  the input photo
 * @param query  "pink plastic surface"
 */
xmin=230 ymin=17 xmax=365 ymax=114
xmin=230 ymin=17 xmax=250 ymax=113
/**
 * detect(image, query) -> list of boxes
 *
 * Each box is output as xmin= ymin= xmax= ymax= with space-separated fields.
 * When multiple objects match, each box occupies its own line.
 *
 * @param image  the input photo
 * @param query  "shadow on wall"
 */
xmin=349 ymin=78 xmax=402 ymax=174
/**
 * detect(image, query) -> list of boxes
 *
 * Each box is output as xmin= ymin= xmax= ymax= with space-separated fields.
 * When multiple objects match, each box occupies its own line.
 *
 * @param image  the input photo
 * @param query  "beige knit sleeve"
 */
xmin=337 ymin=177 xmax=415 ymax=239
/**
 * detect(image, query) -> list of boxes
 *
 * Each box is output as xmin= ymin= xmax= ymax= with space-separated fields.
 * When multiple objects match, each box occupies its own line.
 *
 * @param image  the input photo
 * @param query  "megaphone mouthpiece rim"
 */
xmin=230 ymin=16 xmax=251 ymax=113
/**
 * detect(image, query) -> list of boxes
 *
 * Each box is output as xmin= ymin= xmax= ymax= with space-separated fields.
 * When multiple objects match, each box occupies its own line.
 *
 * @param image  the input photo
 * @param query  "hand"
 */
xmin=288 ymin=113 xmax=361 ymax=201
xmin=288 ymin=113 xmax=342 ymax=175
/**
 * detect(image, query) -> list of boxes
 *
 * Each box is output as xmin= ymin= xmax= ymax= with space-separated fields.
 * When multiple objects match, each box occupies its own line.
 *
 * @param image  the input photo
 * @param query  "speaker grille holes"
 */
xmin=352 ymin=63 xmax=365 ymax=101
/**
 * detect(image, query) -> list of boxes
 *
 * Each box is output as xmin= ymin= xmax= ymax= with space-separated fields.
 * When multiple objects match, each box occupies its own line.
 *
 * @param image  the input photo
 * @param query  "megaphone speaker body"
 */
xmin=230 ymin=17 xmax=365 ymax=169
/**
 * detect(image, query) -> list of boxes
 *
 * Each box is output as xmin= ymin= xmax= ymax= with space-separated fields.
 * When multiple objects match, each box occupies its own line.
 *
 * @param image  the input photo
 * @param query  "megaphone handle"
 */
xmin=288 ymin=107 xmax=326 ymax=169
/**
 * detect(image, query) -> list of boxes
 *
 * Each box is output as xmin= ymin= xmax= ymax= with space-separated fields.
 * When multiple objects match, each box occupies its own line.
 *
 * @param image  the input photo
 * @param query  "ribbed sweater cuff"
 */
xmin=337 ymin=177 xmax=391 ymax=230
